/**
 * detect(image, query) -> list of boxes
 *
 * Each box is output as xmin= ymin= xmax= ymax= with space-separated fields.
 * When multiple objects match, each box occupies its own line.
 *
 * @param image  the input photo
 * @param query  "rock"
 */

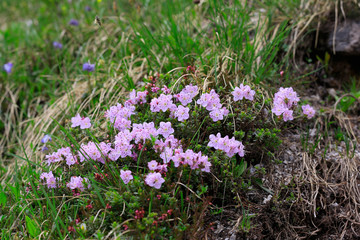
xmin=215 ymin=222 xmax=224 ymax=234
xmin=327 ymin=20 xmax=360 ymax=55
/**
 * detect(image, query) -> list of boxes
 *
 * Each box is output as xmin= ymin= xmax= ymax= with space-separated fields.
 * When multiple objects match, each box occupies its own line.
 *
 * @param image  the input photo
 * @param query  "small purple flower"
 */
xmin=69 ymin=19 xmax=79 ymax=26
xmin=80 ymin=117 xmax=91 ymax=129
xmin=148 ymin=160 xmax=159 ymax=171
xmin=71 ymin=114 xmax=91 ymax=129
xmin=3 ymin=62 xmax=13 ymax=73
xmin=82 ymin=63 xmax=95 ymax=72
xmin=67 ymin=176 xmax=90 ymax=191
xmin=71 ymin=113 xmax=82 ymax=127
xmin=302 ymin=104 xmax=315 ymax=119
xmin=151 ymin=86 xmax=160 ymax=93
xmin=53 ymin=41 xmax=63 ymax=49
xmin=41 ymin=146 xmax=49 ymax=152
xmin=41 ymin=134 xmax=52 ymax=144
xmin=174 ymin=105 xmax=190 ymax=122
xmin=85 ymin=6 xmax=91 ymax=12
xmin=145 ymin=172 xmax=165 ymax=189
xmin=120 ymin=170 xmax=133 ymax=184
xmin=282 ymin=109 xmax=294 ymax=122
xmin=157 ymin=122 xmax=174 ymax=138
xmin=209 ymin=109 xmax=224 ymax=121
xmin=40 ymin=171 xmax=57 ymax=189
xmin=232 ymin=84 xmax=255 ymax=101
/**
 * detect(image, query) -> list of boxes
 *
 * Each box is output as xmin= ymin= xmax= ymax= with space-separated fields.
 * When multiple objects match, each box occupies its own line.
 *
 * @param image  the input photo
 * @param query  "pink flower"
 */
xmin=208 ymin=134 xmax=245 ymax=158
xmin=171 ymin=148 xmax=183 ymax=167
xmin=71 ymin=114 xmax=82 ymax=127
xmin=160 ymin=147 xmax=174 ymax=164
xmin=197 ymin=90 xmax=221 ymax=111
xmin=67 ymin=176 xmax=90 ymax=191
xmin=208 ymin=133 xmax=221 ymax=149
xmin=71 ymin=114 xmax=91 ymax=129
xmin=282 ymin=109 xmax=294 ymax=122
xmin=302 ymin=104 xmax=315 ymax=119
xmin=174 ymin=105 xmax=189 ymax=122
xmin=40 ymin=171 xmax=57 ymax=189
xmin=114 ymin=118 xmax=131 ymax=131
xmin=145 ymin=172 xmax=165 ymax=189
xmin=150 ymin=98 xmax=161 ymax=112
xmin=80 ymin=117 xmax=91 ymax=129
xmin=157 ymin=164 xmax=168 ymax=173
xmin=148 ymin=160 xmax=159 ymax=171
xmin=182 ymin=149 xmax=196 ymax=166
xmin=209 ymin=109 xmax=224 ymax=121
xmin=108 ymin=149 xmax=121 ymax=161
xmin=120 ymin=170 xmax=133 ymax=184
xmin=183 ymin=84 xmax=198 ymax=98
xmin=151 ymin=86 xmax=160 ymax=93
xmin=126 ymin=90 xmax=148 ymax=105
xmin=271 ymin=105 xmax=286 ymax=116
xmin=132 ymin=122 xmax=158 ymax=143
xmin=105 ymin=103 xmax=136 ymax=123
xmin=272 ymin=87 xmax=300 ymax=122
xmin=218 ymin=135 xmax=231 ymax=153
xmin=157 ymin=122 xmax=174 ymax=138
xmin=66 ymin=155 xmax=77 ymax=166
xmin=161 ymin=85 xmax=171 ymax=94
xmin=178 ymin=92 xmax=192 ymax=105
xmin=197 ymin=153 xmax=211 ymax=172
xmin=158 ymin=94 xmax=174 ymax=112
xmin=232 ymin=84 xmax=255 ymax=101
xmin=197 ymin=92 xmax=211 ymax=107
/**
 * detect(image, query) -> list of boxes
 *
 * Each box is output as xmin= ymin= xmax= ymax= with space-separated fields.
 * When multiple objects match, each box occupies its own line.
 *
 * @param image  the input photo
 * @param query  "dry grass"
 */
xmin=298 ymin=112 xmax=360 ymax=239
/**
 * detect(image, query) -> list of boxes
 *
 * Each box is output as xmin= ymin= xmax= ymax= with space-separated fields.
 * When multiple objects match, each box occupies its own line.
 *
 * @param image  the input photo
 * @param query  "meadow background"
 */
xmin=0 ymin=0 xmax=359 ymax=239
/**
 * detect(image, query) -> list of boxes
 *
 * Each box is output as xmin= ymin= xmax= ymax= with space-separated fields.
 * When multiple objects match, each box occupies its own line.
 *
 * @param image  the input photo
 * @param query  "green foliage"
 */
xmin=25 ymin=215 xmax=40 ymax=238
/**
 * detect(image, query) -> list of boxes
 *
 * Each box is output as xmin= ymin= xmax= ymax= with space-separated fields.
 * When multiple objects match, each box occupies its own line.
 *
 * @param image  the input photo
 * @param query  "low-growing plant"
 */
xmin=1 ymin=72 xmax=315 ymax=238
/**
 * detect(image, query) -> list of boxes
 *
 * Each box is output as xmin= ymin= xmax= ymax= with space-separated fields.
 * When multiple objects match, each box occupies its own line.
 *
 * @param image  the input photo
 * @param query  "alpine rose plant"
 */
xmin=272 ymin=87 xmax=300 ymax=121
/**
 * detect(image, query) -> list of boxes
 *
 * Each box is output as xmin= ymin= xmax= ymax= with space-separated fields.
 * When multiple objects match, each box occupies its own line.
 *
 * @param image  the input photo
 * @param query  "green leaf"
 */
xmin=234 ymin=160 xmax=247 ymax=178
xmin=0 ymin=190 xmax=6 ymax=208
xmin=25 ymin=215 xmax=40 ymax=238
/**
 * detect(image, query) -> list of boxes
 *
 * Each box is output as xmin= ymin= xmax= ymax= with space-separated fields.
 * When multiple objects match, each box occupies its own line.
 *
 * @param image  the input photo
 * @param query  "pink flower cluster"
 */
xmin=182 ymin=149 xmax=211 ymax=172
xmin=197 ymin=90 xmax=229 ymax=121
xmin=147 ymin=160 xmax=169 ymax=174
xmin=175 ymin=84 xmax=198 ymax=106
xmin=67 ymin=176 xmax=90 ymax=191
xmin=107 ymin=131 xmax=133 ymax=161
xmin=150 ymin=94 xmax=176 ymax=112
xmin=105 ymin=103 xmax=135 ymax=131
xmin=272 ymin=87 xmax=300 ymax=122
xmin=232 ymin=84 xmax=255 ymax=101
xmin=302 ymin=104 xmax=315 ymax=119
xmin=153 ymin=140 xmax=211 ymax=173
xmin=78 ymin=141 xmax=111 ymax=164
xmin=126 ymin=90 xmax=148 ymax=105
xmin=40 ymin=171 xmax=57 ymax=189
xmin=71 ymin=114 xmax=91 ymax=129
xmin=45 ymin=147 xmax=78 ymax=166
xmin=132 ymin=122 xmax=158 ymax=143
xmin=208 ymin=133 xmax=245 ymax=157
